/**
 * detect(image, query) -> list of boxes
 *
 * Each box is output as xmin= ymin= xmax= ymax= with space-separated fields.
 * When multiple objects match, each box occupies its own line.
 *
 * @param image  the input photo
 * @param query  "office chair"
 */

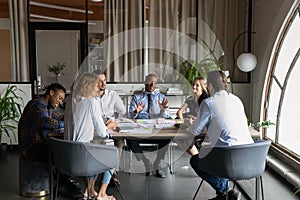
xmin=48 ymin=137 xmax=124 ymax=200
xmin=192 ymin=140 xmax=271 ymax=200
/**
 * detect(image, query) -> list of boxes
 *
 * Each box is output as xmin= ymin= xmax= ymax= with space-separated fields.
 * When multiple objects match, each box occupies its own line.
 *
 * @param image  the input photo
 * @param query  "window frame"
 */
xmin=263 ymin=1 xmax=300 ymax=161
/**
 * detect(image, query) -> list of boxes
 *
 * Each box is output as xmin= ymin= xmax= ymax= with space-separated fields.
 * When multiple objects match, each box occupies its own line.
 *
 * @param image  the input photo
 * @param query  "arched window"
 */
xmin=263 ymin=1 xmax=300 ymax=159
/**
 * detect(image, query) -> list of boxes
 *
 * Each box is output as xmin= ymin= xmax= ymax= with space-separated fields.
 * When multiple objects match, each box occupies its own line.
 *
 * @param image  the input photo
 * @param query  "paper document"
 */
xmin=119 ymin=127 xmax=153 ymax=134
xmin=117 ymin=117 xmax=135 ymax=123
xmin=116 ymin=118 xmax=153 ymax=134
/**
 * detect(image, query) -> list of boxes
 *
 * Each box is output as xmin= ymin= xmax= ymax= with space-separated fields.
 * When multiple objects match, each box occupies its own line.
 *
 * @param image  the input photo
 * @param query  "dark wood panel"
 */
xmin=0 ymin=0 xmax=104 ymax=20
xmin=31 ymin=0 xmax=103 ymax=7
xmin=0 ymin=5 xmax=9 ymax=18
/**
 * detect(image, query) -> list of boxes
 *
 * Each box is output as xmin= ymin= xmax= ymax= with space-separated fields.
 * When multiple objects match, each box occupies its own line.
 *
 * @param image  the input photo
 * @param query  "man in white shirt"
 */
xmin=94 ymin=72 xmax=126 ymax=119
xmin=94 ymin=71 xmax=126 ymax=185
xmin=187 ymin=70 xmax=253 ymax=200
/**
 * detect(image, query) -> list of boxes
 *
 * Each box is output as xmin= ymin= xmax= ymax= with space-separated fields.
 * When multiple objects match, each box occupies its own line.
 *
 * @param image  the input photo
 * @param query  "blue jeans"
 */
xmin=190 ymin=155 xmax=229 ymax=195
xmin=102 ymin=168 xmax=114 ymax=184
xmin=90 ymin=168 xmax=114 ymax=184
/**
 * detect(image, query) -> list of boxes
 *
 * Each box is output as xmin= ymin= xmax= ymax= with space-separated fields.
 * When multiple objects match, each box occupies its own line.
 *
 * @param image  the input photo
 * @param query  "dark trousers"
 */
xmin=190 ymin=155 xmax=228 ymax=195
xmin=127 ymin=139 xmax=170 ymax=164
xmin=24 ymin=142 xmax=49 ymax=163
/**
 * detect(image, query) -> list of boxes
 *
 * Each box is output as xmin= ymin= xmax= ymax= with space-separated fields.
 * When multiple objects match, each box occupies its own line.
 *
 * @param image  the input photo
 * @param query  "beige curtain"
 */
xmin=148 ymin=0 xmax=198 ymax=82
xmin=105 ymin=0 xmax=249 ymax=82
xmin=104 ymin=0 xmax=143 ymax=82
xmin=9 ymin=0 xmax=29 ymax=81
xmin=198 ymin=0 xmax=248 ymax=82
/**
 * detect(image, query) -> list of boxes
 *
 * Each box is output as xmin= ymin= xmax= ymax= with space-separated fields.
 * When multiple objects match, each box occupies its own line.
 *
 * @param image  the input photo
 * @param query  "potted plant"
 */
xmin=177 ymin=44 xmax=222 ymax=95
xmin=248 ymin=119 xmax=275 ymax=139
xmin=248 ymin=119 xmax=275 ymax=130
xmin=48 ymin=62 xmax=66 ymax=83
xmin=177 ymin=39 xmax=222 ymax=88
xmin=0 ymin=85 xmax=23 ymax=160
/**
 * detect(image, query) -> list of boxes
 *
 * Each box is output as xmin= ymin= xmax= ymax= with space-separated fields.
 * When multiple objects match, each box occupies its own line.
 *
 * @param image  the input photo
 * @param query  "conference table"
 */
xmin=109 ymin=120 xmax=261 ymax=174
xmin=110 ymin=122 xmax=260 ymax=140
xmin=109 ymin=120 xmax=197 ymax=174
xmin=49 ymin=120 xmax=260 ymax=174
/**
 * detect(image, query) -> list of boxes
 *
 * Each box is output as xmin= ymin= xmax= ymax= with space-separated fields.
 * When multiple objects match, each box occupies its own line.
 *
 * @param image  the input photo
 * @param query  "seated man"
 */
xmin=94 ymin=71 xmax=126 ymax=185
xmin=186 ymin=70 xmax=253 ymax=200
xmin=19 ymin=83 xmax=82 ymax=194
xmin=128 ymin=74 xmax=170 ymax=178
xmin=18 ymin=83 xmax=66 ymax=162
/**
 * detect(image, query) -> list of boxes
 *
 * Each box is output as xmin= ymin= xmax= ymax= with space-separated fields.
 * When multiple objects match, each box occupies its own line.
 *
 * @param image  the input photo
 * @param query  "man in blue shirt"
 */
xmin=187 ymin=70 xmax=253 ymax=200
xmin=128 ymin=74 xmax=170 ymax=178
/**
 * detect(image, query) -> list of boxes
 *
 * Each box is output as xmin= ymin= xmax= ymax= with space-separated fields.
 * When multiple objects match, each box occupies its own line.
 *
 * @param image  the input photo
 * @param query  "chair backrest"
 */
xmin=198 ymin=140 xmax=271 ymax=181
xmin=49 ymin=137 xmax=119 ymax=177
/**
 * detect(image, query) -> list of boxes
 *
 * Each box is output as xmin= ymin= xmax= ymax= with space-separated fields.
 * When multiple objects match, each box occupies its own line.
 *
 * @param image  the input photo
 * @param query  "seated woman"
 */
xmin=64 ymin=73 xmax=117 ymax=200
xmin=176 ymin=77 xmax=208 ymax=155
xmin=177 ymin=77 xmax=208 ymax=119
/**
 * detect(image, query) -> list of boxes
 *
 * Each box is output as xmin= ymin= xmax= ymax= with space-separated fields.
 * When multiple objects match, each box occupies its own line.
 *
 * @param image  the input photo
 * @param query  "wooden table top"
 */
xmin=110 ymin=127 xmax=260 ymax=140
xmin=110 ymin=127 xmax=197 ymax=140
xmin=48 ymin=124 xmax=260 ymax=141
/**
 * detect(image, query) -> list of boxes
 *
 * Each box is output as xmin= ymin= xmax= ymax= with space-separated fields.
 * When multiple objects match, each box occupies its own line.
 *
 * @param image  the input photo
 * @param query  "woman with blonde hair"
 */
xmin=65 ymin=73 xmax=117 ymax=200
xmin=176 ymin=77 xmax=208 ymax=119
xmin=176 ymin=77 xmax=208 ymax=156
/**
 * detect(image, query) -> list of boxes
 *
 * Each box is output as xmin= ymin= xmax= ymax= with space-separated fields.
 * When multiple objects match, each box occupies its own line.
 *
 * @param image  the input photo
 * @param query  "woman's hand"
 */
xmin=184 ymin=115 xmax=197 ymax=126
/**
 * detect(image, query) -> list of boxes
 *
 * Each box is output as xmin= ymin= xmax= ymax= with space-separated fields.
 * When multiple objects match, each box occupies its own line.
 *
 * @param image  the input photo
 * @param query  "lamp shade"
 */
xmin=91 ymin=0 xmax=103 ymax=2
xmin=237 ymin=53 xmax=257 ymax=72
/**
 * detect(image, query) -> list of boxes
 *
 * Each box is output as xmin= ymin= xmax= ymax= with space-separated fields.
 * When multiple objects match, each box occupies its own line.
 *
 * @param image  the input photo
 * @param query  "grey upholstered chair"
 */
xmin=192 ymin=140 xmax=271 ymax=200
xmin=48 ymin=137 xmax=123 ymax=200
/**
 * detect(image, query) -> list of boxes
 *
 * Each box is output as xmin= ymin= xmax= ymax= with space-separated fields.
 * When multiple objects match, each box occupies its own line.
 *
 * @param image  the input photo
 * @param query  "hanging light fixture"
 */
xmin=233 ymin=31 xmax=257 ymax=74
xmin=234 ymin=0 xmax=257 ymax=73
xmin=237 ymin=52 xmax=257 ymax=72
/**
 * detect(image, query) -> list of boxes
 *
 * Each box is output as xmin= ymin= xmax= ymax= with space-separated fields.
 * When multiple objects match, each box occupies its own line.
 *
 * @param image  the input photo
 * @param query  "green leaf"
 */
xmin=0 ymin=85 xmax=24 ymax=143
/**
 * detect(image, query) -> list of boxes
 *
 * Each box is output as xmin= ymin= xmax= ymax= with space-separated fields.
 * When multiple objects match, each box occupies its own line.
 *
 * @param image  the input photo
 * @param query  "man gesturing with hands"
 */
xmin=128 ymin=74 xmax=170 ymax=178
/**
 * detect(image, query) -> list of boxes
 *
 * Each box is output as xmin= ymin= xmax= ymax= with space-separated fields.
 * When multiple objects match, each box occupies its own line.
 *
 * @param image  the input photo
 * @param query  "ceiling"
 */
xmin=0 ymin=0 xmax=104 ymax=20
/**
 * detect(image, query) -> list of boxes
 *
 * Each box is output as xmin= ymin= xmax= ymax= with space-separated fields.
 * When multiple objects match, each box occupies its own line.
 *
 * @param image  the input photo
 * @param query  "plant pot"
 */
xmin=0 ymin=143 xmax=8 ymax=163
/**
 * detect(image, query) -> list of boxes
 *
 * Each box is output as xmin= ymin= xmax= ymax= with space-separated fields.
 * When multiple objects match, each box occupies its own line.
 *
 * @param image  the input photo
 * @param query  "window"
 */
xmin=263 ymin=2 xmax=300 ymax=158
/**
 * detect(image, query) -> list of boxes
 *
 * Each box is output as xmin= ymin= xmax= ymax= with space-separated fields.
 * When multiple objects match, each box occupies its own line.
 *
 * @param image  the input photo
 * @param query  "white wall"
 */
xmin=36 ymin=30 xmax=79 ymax=91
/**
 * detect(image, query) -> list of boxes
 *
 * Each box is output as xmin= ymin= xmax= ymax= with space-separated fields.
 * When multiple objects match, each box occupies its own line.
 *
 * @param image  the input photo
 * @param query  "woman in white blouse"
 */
xmin=65 ymin=73 xmax=117 ymax=200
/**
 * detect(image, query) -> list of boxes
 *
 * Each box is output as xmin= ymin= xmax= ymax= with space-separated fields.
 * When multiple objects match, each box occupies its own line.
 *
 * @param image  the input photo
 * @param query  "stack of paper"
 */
xmin=166 ymin=88 xmax=183 ymax=95
xmin=117 ymin=119 xmax=154 ymax=134
xmin=155 ymin=118 xmax=177 ymax=129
